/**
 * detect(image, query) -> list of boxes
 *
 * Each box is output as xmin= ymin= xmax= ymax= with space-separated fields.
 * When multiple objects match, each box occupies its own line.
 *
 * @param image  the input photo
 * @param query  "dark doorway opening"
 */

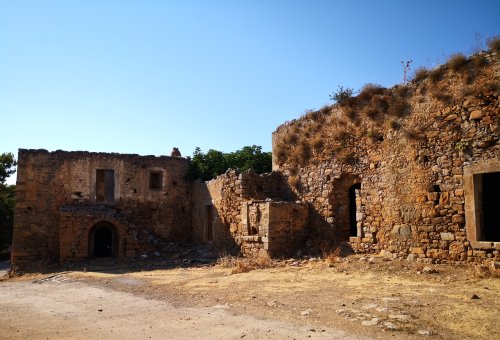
xmin=206 ymin=205 xmax=213 ymax=241
xmin=89 ymin=221 xmax=117 ymax=258
xmin=482 ymin=172 xmax=500 ymax=241
xmin=94 ymin=227 xmax=113 ymax=257
xmin=349 ymin=183 xmax=361 ymax=237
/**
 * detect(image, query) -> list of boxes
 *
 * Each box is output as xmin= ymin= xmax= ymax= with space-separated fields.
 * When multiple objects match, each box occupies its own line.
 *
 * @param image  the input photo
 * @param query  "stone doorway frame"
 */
xmin=464 ymin=160 xmax=500 ymax=249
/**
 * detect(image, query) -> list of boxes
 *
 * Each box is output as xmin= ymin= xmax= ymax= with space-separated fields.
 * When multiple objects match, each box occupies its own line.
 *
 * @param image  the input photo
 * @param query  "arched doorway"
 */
xmin=88 ymin=221 xmax=118 ymax=258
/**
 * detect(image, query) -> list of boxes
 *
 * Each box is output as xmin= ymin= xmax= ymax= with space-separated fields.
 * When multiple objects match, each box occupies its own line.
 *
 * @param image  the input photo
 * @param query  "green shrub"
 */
xmin=329 ymin=86 xmax=354 ymax=106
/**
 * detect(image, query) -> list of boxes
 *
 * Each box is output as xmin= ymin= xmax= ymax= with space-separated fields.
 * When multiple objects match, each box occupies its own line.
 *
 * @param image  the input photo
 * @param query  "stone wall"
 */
xmin=11 ymin=149 xmax=191 ymax=269
xmin=191 ymin=169 xmax=305 ymax=257
xmin=272 ymin=51 xmax=500 ymax=263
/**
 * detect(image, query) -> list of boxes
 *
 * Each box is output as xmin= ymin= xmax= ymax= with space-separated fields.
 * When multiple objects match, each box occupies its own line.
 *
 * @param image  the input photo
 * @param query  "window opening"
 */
xmin=149 ymin=171 xmax=163 ymax=190
xmin=96 ymin=169 xmax=114 ymax=202
xmin=480 ymin=172 xmax=500 ymax=241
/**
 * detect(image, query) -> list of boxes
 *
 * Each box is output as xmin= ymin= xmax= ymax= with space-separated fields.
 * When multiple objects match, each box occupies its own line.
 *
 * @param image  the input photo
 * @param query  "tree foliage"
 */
xmin=0 ymin=152 xmax=16 ymax=255
xmin=329 ymin=85 xmax=354 ymax=105
xmin=0 ymin=152 xmax=17 ymax=184
xmin=0 ymin=184 xmax=15 ymax=254
xmin=187 ymin=145 xmax=272 ymax=181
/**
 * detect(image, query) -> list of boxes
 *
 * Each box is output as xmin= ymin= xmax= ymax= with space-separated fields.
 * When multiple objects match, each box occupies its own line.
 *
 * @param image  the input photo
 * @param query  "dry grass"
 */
xmin=288 ymin=175 xmax=300 ymax=190
xmin=217 ymin=253 xmax=277 ymax=275
xmin=428 ymin=67 xmax=444 ymax=83
xmin=387 ymin=119 xmax=401 ymax=130
xmin=357 ymin=83 xmax=386 ymax=102
xmin=412 ymin=67 xmax=429 ymax=82
xmin=472 ymin=54 xmax=489 ymax=69
xmin=447 ymin=53 xmax=469 ymax=72
xmin=487 ymin=35 xmax=500 ymax=52
xmin=217 ymin=253 xmax=238 ymax=268
xmin=322 ymin=245 xmax=341 ymax=264
xmin=230 ymin=253 xmax=275 ymax=274
xmin=311 ymin=135 xmax=324 ymax=152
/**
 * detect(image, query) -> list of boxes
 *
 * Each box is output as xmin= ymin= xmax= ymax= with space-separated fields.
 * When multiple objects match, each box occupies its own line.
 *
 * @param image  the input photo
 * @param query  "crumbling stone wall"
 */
xmin=272 ymin=51 xmax=500 ymax=263
xmin=12 ymin=149 xmax=190 ymax=269
xmin=239 ymin=201 xmax=308 ymax=257
xmin=191 ymin=169 xmax=305 ymax=257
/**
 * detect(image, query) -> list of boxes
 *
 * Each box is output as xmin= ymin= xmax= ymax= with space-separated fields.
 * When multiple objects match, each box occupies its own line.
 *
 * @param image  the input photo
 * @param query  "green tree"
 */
xmin=0 ymin=152 xmax=16 ymax=256
xmin=186 ymin=146 xmax=272 ymax=181
xmin=0 ymin=152 xmax=17 ymax=184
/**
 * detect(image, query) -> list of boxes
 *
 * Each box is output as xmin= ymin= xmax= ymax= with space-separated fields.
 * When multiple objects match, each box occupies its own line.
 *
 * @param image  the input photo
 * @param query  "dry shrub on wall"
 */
xmin=357 ymin=83 xmax=386 ymax=102
xmin=364 ymin=107 xmax=380 ymax=121
xmin=431 ymin=90 xmax=453 ymax=104
xmin=343 ymin=108 xmax=358 ymax=123
xmin=447 ymin=53 xmax=469 ymax=72
xmin=274 ymin=141 xmax=288 ymax=165
xmin=486 ymin=35 xmax=500 ymax=52
xmin=337 ymin=149 xmax=357 ymax=165
xmin=412 ymin=67 xmax=429 ymax=82
xmin=388 ymin=96 xmax=411 ymax=117
xmin=298 ymin=142 xmax=312 ymax=164
xmin=318 ymin=105 xmax=332 ymax=116
xmin=481 ymin=81 xmax=499 ymax=95
xmin=367 ymin=130 xmax=384 ymax=142
xmin=288 ymin=175 xmax=300 ymax=190
xmin=428 ymin=67 xmax=444 ymax=84
xmin=311 ymin=135 xmax=324 ymax=153
xmin=471 ymin=54 xmax=488 ymax=70
xmin=394 ymin=85 xmax=411 ymax=98
xmin=387 ymin=119 xmax=401 ymax=130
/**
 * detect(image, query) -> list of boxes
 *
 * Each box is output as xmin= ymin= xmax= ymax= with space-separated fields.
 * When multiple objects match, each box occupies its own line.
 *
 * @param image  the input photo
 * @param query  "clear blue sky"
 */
xmin=1 ymin=1 xmax=499 ymax=184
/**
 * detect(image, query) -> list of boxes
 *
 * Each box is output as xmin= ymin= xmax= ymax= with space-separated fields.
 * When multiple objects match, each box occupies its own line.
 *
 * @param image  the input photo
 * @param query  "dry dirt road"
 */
xmin=0 ymin=256 xmax=498 ymax=340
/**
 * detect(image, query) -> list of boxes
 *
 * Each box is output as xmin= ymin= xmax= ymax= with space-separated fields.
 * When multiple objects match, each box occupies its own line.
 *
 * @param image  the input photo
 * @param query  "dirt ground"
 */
xmin=1 ymin=255 xmax=499 ymax=340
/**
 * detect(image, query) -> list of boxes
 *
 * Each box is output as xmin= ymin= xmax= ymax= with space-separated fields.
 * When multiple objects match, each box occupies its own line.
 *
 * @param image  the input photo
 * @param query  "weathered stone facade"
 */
xmin=272 ymin=51 xmax=500 ymax=263
xmin=11 ymin=50 xmax=499 ymax=270
xmin=12 ymin=149 xmax=191 ymax=269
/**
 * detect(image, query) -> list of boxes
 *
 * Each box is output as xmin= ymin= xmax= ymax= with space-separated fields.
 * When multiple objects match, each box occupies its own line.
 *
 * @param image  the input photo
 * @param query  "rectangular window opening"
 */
xmin=96 ymin=169 xmax=114 ymax=202
xmin=149 ymin=172 xmax=163 ymax=190
xmin=479 ymin=171 xmax=500 ymax=241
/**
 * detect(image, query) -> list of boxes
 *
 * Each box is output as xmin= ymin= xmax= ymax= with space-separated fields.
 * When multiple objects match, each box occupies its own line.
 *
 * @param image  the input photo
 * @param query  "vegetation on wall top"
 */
xmin=187 ymin=145 xmax=272 ymax=181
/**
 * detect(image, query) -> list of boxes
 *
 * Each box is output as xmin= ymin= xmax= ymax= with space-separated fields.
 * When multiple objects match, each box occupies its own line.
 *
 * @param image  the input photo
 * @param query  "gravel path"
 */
xmin=0 ymin=277 xmax=371 ymax=340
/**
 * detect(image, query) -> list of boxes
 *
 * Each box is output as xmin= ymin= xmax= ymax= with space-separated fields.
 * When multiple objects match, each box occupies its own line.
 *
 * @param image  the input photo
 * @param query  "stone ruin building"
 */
xmin=11 ymin=50 xmax=499 ymax=270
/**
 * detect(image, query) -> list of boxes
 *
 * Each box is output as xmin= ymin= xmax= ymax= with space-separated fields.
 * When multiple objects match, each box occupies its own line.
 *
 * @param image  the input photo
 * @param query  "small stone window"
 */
xmin=149 ymin=171 xmax=163 ymax=190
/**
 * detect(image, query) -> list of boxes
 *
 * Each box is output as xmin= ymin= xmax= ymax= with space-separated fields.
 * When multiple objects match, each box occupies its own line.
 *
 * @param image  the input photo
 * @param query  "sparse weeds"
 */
xmin=288 ymin=175 xmax=300 ymax=190
xmin=486 ymin=35 xmax=500 ymax=52
xmin=230 ymin=253 xmax=274 ymax=274
xmin=412 ymin=67 xmax=429 ymax=82
xmin=217 ymin=253 xmax=276 ymax=274
xmin=357 ymin=83 xmax=386 ymax=102
xmin=322 ymin=245 xmax=341 ymax=264
xmin=217 ymin=253 xmax=238 ymax=268
xmin=428 ymin=68 xmax=444 ymax=83
xmin=447 ymin=53 xmax=469 ymax=72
